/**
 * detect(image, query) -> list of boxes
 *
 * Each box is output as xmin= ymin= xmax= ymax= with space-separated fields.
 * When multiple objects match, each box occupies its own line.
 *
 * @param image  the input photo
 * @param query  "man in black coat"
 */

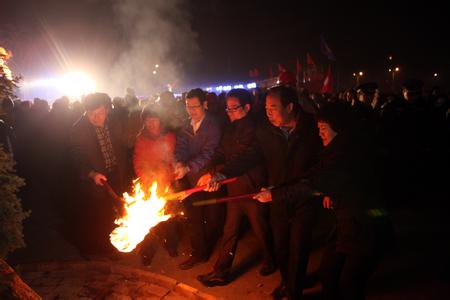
xmin=69 ymin=93 xmax=128 ymax=258
xmin=208 ymin=86 xmax=322 ymax=299
xmin=196 ymin=89 xmax=276 ymax=286
xmin=263 ymin=102 xmax=394 ymax=299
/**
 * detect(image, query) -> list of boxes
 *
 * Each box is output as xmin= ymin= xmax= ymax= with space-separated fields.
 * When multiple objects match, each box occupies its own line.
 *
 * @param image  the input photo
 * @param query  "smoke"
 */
xmin=108 ymin=0 xmax=198 ymax=97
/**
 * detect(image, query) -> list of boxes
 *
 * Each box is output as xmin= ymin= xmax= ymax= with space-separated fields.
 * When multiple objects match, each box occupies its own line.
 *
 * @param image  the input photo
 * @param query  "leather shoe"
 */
xmin=139 ymin=247 xmax=156 ymax=266
xmin=141 ymin=253 xmax=153 ymax=266
xmin=178 ymin=255 xmax=206 ymax=270
xmin=259 ymin=262 xmax=277 ymax=276
xmin=163 ymin=244 xmax=178 ymax=257
xmin=271 ymin=282 xmax=287 ymax=300
xmin=197 ymin=271 xmax=229 ymax=287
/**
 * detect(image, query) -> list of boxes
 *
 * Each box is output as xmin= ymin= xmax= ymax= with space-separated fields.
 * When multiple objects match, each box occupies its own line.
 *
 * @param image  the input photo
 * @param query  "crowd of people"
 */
xmin=1 ymin=75 xmax=449 ymax=299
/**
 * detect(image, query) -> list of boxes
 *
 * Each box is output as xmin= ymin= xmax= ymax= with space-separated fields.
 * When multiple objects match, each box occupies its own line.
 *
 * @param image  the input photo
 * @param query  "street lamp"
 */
xmin=391 ymin=67 xmax=399 ymax=82
xmin=434 ymin=73 xmax=438 ymax=78
xmin=353 ymin=71 xmax=364 ymax=86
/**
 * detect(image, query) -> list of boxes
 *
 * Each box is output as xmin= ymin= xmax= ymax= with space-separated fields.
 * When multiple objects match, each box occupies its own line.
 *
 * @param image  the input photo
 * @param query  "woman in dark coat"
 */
xmin=255 ymin=101 xmax=394 ymax=300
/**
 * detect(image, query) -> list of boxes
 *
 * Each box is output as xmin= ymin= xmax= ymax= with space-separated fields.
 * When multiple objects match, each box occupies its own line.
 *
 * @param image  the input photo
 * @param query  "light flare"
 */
xmin=61 ymin=72 xmax=96 ymax=99
xmin=110 ymin=181 xmax=171 ymax=253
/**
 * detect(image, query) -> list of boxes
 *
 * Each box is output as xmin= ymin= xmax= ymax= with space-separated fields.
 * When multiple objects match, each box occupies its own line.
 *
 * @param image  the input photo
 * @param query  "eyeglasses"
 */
xmin=225 ymin=105 xmax=242 ymax=112
xmin=186 ymin=105 xmax=202 ymax=110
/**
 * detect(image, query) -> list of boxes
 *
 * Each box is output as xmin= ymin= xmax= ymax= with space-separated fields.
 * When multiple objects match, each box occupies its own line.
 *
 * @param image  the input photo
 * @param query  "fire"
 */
xmin=110 ymin=181 xmax=171 ymax=252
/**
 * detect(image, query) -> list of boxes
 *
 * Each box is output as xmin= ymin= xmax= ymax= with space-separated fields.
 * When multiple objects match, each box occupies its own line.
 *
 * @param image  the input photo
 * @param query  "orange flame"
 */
xmin=110 ymin=181 xmax=171 ymax=252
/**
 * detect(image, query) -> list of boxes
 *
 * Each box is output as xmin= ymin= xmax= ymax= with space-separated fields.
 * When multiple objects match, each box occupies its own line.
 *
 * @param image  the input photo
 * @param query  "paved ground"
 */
xmin=7 ymin=193 xmax=450 ymax=299
xmin=16 ymin=261 xmax=217 ymax=299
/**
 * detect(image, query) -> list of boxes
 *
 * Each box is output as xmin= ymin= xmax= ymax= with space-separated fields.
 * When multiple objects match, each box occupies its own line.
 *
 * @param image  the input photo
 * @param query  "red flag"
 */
xmin=296 ymin=58 xmax=302 ymax=74
xmin=268 ymin=65 xmax=273 ymax=78
xmin=306 ymin=53 xmax=315 ymax=67
xmin=321 ymin=65 xmax=333 ymax=93
xmin=254 ymin=68 xmax=260 ymax=77
xmin=249 ymin=69 xmax=254 ymax=78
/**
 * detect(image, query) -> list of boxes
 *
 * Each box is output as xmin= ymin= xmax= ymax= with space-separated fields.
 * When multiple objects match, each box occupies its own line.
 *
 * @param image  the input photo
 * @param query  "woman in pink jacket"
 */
xmin=133 ymin=104 xmax=180 ymax=266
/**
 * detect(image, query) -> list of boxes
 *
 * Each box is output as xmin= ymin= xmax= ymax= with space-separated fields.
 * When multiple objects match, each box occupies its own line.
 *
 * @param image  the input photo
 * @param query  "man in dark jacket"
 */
xmin=196 ymin=89 xmax=276 ymax=286
xmin=174 ymin=88 xmax=224 ymax=270
xmin=69 ymin=93 xmax=128 ymax=258
xmin=261 ymin=102 xmax=394 ymax=299
xmin=208 ymin=86 xmax=322 ymax=299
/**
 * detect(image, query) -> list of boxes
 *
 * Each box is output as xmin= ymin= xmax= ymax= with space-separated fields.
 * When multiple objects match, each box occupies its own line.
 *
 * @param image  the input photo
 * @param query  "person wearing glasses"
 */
xmin=205 ymin=86 xmax=322 ymax=299
xmin=174 ymin=88 xmax=224 ymax=270
xmin=196 ymin=89 xmax=276 ymax=287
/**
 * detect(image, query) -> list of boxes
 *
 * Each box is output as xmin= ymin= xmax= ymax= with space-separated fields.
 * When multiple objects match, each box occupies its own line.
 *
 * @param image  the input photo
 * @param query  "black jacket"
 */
xmin=69 ymin=115 xmax=128 ymax=188
xmin=221 ymin=110 xmax=322 ymax=199
xmin=273 ymin=129 xmax=393 ymax=255
xmin=209 ymin=115 xmax=266 ymax=196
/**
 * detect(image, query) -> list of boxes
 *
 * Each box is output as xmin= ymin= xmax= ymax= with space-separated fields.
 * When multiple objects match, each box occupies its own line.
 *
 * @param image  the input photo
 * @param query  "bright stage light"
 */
xmin=21 ymin=71 xmax=96 ymax=101
xmin=60 ymin=72 xmax=96 ymax=99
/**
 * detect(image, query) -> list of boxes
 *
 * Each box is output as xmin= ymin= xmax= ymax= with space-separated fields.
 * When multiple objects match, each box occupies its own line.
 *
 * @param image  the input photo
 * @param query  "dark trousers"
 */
xmin=69 ymin=169 xmax=123 ymax=255
xmin=320 ymin=218 xmax=393 ymax=300
xmin=320 ymin=245 xmax=378 ymax=300
xmin=184 ymin=190 xmax=226 ymax=259
xmin=73 ymin=185 xmax=117 ymax=255
xmin=271 ymin=200 xmax=318 ymax=300
xmin=213 ymin=200 xmax=274 ymax=275
xmin=139 ymin=218 xmax=181 ymax=257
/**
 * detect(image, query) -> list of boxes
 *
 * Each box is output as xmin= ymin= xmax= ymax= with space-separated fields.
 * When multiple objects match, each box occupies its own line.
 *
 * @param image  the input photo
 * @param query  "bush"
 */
xmin=1 ymin=47 xmax=29 ymax=259
xmin=0 ymin=146 xmax=29 ymax=259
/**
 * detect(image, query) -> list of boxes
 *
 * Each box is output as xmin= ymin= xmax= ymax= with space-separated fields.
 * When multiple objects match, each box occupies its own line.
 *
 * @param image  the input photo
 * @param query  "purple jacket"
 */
xmin=175 ymin=113 xmax=221 ymax=186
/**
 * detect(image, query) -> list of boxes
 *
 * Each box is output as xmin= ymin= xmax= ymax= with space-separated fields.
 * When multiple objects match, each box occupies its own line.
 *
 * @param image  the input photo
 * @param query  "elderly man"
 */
xmin=69 ymin=93 xmax=128 ymax=259
xmin=174 ymin=88 xmax=224 ymax=270
xmin=207 ymin=86 xmax=322 ymax=299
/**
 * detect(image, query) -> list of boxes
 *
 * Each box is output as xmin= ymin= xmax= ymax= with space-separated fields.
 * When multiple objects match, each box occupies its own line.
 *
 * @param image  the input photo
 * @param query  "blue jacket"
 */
xmin=175 ymin=113 xmax=221 ymax=186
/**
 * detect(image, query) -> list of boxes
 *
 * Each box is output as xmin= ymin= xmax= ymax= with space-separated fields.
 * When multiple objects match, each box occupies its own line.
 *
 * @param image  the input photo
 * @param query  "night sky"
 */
xmin=1 ymin=0 xmax=449 ymax=96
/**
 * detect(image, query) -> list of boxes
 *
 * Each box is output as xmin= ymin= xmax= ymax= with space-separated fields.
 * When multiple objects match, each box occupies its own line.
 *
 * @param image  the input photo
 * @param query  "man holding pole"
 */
xmin=174 ymin=88 xmax=224 ymax=270
xmin=196 ymin=89 xmax=276 ymax=286
xmin=205 ymin=86 xmax=322 ymax=299
xmin=69 ymin=93 xmax=128 ymax=259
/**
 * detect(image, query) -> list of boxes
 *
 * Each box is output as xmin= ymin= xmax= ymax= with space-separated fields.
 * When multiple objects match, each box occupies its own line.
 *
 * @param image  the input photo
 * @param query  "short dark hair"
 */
xmin=186 ymin=88 xmax=207 ymax=104
xmin=226 ymin=89 xmax=252 ymax=106
xmin=316 ymin=101 xmax=354 ymax=133
xmin=140 ymin=104 xmax=161 ymax=122
xmin=356 ymin=82 xmax=378 ymax=95
xmin=267 ymin=85 xmax=299 ymax=109
xmin=402 ymin=79 xmax=423 ymax=92
xmin=84 ymin=93 xmax=111 ymax=111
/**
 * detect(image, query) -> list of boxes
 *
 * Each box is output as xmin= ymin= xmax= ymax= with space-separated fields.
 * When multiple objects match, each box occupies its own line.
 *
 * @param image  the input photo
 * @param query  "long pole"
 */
xmin=192 ymin=192 xmax=258 ymax=206
xmin=165 ymin=177 xmax=238 ymax=201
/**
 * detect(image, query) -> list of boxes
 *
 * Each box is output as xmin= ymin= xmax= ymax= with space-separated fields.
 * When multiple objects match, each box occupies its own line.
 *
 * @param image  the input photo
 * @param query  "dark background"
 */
xmin=1 ymin=0 xmax=449 ymax=94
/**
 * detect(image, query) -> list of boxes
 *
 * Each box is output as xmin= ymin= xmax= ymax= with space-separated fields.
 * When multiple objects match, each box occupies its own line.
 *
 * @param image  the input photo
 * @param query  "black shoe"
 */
xmin=197 ymin=271 xmax=229 ymax=287
xmin=270 ymin=282 xmax=287 ymax=300
xmin=107 ymin=250 xmax=122 ymax=261
xmin=259 ymin=262 xmax=277 ymax=276
xmin=178 ymin=255 xmax=206 ymax=270
xmin=141 ymin=253 xmax=153 ymax=266
xmin=139 ymin=244 xmax=156 ymax=266
xmin=163 ymin=243 xmax=178 ymax=257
